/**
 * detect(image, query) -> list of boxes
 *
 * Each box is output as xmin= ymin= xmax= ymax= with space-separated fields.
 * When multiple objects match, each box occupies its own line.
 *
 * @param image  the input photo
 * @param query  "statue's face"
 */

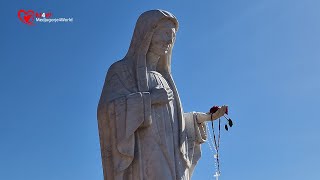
xmin=149 ymin=20 xmax=176 ymax=56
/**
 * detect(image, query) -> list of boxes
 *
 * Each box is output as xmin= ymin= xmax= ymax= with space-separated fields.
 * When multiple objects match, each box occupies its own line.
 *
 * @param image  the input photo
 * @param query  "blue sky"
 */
xmin=1 ymin=0 xmax=320 ymax=179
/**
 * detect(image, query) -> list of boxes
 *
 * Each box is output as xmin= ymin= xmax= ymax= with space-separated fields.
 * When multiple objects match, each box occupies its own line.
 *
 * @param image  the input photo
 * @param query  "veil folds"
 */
xmin=124 ymin=9 xmax=179 ymax=92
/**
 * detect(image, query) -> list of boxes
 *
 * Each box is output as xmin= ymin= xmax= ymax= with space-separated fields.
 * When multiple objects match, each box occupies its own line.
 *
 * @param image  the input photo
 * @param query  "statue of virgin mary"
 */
xmin=97 ymin=9 xmax=226 ymax=180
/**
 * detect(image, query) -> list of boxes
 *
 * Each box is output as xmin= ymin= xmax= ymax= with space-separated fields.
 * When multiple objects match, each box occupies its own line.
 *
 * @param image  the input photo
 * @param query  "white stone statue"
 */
xmin=97 ymin=9 xmax=227 ymax=180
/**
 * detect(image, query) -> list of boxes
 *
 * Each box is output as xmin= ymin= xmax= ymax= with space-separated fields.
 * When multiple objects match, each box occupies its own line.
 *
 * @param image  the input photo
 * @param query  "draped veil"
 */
xmin=97 ymin=10 xmax=207 ymax=180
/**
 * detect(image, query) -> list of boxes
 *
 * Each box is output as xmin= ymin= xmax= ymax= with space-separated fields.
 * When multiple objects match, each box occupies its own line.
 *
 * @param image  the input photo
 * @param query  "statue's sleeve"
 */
xmin=98 ymin=63 xmax=152 ymax=174
xmin=107 ymin=90 xmax=152 ymax=172
xmin=184 ymin=112 xmax=207 ymax=144
xmin=112 ymin=91 xmax=152 ymax=156
xmin=183 ymin=112 xmax=208 ymax=175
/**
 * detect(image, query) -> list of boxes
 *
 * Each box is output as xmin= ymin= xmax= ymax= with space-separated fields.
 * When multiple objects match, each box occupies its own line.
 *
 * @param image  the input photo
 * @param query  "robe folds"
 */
xmin=98 ymin=59 xmax=207 ymax=180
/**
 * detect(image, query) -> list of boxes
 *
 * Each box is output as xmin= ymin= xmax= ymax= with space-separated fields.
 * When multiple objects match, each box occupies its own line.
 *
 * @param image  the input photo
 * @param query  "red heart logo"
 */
xmin=18 ymin=9 xmax=35 ymax=25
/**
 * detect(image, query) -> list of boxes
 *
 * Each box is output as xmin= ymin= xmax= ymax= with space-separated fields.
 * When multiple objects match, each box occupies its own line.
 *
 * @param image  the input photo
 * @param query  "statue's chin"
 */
xmin=157 ymin=52 xmax=168 ymax=56
xmin=161 ymin=51 xmax=168 ymax=55
xmin=149 ymin=45 xmax=170 ymax=56
xmin=158 ymin=48 xmax=170 ymax=55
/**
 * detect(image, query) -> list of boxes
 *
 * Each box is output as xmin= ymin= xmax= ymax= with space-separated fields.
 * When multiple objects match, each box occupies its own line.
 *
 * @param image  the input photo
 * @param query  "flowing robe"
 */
xmin=98 ymin=60 xmax=207 ymax=180
xmin=143 ymin=70 xmax=186 ymax=179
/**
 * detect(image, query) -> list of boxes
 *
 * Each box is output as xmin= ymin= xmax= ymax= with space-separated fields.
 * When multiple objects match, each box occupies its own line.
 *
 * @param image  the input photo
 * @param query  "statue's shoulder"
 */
xmin=106 ymin=59 xmax=134 ymax=83
xmin=104 ymin=59 xmax=136 ymax=96
xmin=107 ymin=59 xmax=125 ymax=74
xmin=105 ymin=59 xmax=127 ymax=79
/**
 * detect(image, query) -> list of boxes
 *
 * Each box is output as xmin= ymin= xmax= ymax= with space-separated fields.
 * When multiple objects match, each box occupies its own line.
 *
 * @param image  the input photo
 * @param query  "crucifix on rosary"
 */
xmin=207 ymin=105 xmax=234 ymax=180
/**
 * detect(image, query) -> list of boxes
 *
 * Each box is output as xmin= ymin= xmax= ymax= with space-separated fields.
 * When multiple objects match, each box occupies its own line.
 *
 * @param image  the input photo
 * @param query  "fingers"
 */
xmin=210 ymin=106 xmax=227 ymax=120
xmin=158 ymin=87 xmax=173 ymax=98
xmin=164 ymin=88 xmax=174 ymax=102
xmin=220 ymin=105 xmax=228 ymax=115
xmin=201 ymin=105 xmax=228 ymax=121
xmin=216 ymin=106 xmax=227 ymax=117
xmin=163 ymin=87 xmax=172 ymax=93
xmin=167 ymin=89 xmax=173 ymax=96
xmin=150 ymin=87 xmax=174 ymax=104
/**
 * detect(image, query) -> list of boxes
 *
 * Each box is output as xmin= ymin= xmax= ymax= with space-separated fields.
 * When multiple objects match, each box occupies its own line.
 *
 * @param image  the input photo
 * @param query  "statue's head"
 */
xmin=125 ymin=10 xmax=179 ymax=91
xmin=149 ymin=19 xmax=176 ymax=56
xmin=125 ymin=9 xmax=179 ymax=58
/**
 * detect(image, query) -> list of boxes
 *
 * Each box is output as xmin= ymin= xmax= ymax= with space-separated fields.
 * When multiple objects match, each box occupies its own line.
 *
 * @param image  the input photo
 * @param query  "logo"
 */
xmin=18 ymin=9 xmax=73 ymax=26
xmin=18 ymin=9 xmax=35 ymax=25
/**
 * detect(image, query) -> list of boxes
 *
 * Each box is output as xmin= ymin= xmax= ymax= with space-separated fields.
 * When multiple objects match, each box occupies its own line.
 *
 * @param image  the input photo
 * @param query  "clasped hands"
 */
xmin=150 ymin=86 xmax=227 ymax=123
xmin=150 ymin=86 xmax=174 ymax=105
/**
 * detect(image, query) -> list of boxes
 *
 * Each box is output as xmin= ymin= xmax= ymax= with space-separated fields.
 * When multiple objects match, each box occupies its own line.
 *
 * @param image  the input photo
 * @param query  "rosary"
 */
xmin=206 ymin=106 xmax=234 ymax=180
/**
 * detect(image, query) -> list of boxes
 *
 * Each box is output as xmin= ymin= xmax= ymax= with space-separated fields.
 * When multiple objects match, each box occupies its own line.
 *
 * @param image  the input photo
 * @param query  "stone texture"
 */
xmin=97 ymin=9 xmax=227 ymax=180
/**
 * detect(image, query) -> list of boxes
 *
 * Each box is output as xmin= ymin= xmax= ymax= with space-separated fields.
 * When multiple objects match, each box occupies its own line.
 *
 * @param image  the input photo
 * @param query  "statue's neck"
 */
xmin=146 ymin=52 xmax=160 ymax=71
